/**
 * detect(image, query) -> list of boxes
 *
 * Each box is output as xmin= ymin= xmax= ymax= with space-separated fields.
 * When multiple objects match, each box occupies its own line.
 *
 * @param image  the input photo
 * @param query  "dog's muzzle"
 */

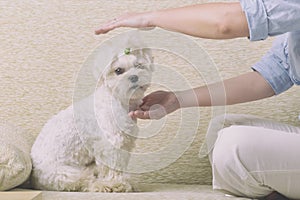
xmin=128 ymin=75 xmax=139 ymax=83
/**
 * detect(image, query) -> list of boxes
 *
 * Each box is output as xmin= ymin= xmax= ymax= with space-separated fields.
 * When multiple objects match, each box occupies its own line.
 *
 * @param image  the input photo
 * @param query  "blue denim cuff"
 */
xmin=239 ymin=0 xmax=268 ymax=41
xmin=288 ymin=31 xmax=300 ymax=85
xmin=252 ymin=53 xmax=294 ymax=95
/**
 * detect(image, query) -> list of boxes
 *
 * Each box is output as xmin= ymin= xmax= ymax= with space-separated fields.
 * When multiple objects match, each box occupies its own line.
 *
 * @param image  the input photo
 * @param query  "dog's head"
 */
xmin=101 ymin=47 xmax=153 ymax=104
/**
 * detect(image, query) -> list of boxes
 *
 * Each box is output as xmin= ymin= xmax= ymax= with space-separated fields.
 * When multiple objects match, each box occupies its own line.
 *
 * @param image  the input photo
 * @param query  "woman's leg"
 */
xmin=211 ymin=124 xmax=300 ymax=199
xmin=200 ymin=114 xmax=300 ymax=159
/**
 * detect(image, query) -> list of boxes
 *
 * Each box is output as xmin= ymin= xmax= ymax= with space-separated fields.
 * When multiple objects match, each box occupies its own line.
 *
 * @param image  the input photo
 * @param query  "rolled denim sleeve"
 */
xmin=288 ymin=31 xmax=300 ymax=85
xmin=240 ymin=0 xmax=300 ymax=41
xmin=251 ymin=35 xmax=294 ymax=95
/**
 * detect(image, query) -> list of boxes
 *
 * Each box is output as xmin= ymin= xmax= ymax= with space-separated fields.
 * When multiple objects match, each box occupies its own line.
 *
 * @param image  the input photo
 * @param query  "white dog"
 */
xmin=31 ymin=37 xmax=153 ymax=192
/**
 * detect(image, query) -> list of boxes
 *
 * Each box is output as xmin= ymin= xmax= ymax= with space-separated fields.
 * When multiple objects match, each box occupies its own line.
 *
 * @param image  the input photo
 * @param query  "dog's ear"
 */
xmin=97 ymin=68 xmax=106 ymax=87
xmin=98 ymin=55 xmax=118 ymax=87
xmin=141 ymin=48 xmax=153 ymax=63
xmin=92 ymin=37 xmax=120 ymax=88
xmin=94 ymin=60 xmax=108 ymax=87
xmin=140 ymin=48 xmax=154 ymax=72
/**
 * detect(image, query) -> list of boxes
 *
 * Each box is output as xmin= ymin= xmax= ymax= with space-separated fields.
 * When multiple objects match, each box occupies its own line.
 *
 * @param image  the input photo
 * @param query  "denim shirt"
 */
xmin=239 ymin=0 xmax=300 ymax=95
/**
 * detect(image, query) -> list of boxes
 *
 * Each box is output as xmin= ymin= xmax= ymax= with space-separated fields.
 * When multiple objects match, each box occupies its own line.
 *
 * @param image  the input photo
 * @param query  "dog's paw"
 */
xmin=111 ymin=182 xmax=133 ymax=192
xmin=87 ymin=181 xmax=110 ymax=192
xmin=87 ymin=181 xmax=132 ymax=193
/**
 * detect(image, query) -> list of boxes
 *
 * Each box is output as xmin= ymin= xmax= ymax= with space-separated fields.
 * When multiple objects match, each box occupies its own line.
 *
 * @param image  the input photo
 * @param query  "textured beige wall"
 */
xmin=1 ymin=0 xmax=299 ymax=185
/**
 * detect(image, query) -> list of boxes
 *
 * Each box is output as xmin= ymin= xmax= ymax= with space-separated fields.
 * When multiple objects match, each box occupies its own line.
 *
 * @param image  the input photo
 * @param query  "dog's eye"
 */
xmin=134 ymin=63 xmax=144 ymax=69
xmin=115 ymin=68 xmax=125 ymax=75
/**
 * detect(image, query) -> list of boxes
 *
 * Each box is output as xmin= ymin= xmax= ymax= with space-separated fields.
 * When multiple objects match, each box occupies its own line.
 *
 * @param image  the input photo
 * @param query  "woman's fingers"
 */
xmin=95 ymin=13 xmax=133 ymax=34
xmin=128 ymin=110 xmax=150 ymax=119
xmin=129 ymin=104 xmax=167 ymax=120
xmin=95 ymin=17 xmax=122 ymax=34
xmin=95 ymin=12 xmax=154 ymax=35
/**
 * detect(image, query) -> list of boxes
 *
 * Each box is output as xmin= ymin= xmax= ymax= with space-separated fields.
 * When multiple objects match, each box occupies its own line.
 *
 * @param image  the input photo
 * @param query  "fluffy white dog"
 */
xmin=31 ymin=38 xmax=153 ymax=192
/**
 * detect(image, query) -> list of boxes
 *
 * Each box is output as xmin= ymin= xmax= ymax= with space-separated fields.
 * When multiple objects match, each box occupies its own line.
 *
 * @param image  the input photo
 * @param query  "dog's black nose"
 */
xmin=128 ymin=75 xmax=139 ymax=83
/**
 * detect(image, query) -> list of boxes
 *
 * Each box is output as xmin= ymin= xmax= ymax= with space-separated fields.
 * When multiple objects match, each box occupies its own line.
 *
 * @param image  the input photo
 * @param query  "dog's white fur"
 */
xmin=31 ymin=37 xmax=153 ymax=192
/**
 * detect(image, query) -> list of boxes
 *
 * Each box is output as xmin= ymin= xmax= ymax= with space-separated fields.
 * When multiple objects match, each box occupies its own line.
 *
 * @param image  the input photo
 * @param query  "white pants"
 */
xmin=205 ymin=114 xmax=300 ymax=199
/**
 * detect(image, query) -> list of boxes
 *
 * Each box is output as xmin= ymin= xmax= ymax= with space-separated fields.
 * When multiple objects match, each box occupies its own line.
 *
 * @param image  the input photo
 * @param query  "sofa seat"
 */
xmin=1 ymin=184 xmax=252 ymax=200
xmin=36 ymin=184 xmax=250 ymax=200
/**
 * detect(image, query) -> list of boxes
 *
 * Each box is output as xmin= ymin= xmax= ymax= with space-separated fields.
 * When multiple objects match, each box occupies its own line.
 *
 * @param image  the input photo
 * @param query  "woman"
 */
xmin=95 ymin=1 xmax=300 ymax=199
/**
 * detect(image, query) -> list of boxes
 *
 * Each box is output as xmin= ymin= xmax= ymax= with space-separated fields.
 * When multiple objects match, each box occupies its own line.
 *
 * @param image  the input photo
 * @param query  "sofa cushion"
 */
xmin=0 ymin=122 xmax=34 ymax=191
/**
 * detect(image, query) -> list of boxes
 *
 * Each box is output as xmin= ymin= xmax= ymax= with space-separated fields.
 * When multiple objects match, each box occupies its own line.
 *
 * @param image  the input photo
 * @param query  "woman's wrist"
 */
xmin=174 ymin=89 xmax=199 ymax=109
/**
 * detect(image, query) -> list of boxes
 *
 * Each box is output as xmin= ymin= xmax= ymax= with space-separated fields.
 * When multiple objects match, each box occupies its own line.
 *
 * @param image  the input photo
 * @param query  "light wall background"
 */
xmin=1 ymin=0 xmax=299 ymax=185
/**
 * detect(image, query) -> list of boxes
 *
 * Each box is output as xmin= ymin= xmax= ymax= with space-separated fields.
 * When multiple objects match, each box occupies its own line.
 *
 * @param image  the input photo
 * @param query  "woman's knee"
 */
xmin=212 ymin=126 xmax=248 ymax=172
xmin=212 ymin=126 xmax=272 ymax=197
xmin=213 ymin=125 xmax=270 ymax=165
xmin=213 ymin=125 xmax=254 ymax=159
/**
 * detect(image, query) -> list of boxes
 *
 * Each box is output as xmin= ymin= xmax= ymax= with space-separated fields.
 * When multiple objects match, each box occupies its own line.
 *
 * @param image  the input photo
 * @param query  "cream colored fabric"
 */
xmin=213 ymin=125 xmax=300 ymax=199
xmin=204 ymin=114 xmax=300 ymax=198
xmin=0 ymin=123 xmax=34 ymax=190
xmin=0 ymin=0 xmax=299 ymax=187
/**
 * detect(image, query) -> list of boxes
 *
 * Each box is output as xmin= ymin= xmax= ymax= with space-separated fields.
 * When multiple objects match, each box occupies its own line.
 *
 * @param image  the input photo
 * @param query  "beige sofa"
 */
xmin=1 ymin=0 xmax=299 ymax=199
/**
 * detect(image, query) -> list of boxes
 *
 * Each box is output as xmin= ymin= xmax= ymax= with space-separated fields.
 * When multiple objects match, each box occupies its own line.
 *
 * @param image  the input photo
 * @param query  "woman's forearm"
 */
xmin=148 ymin=2 xmax=249 ymax=39
xmin=95 ymin=2 xmax=249 ymax=39
xmin=130 ymin=72 xmax=274 ymax=120
xmin=176 ymin=72 xmax=275 ymax=108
